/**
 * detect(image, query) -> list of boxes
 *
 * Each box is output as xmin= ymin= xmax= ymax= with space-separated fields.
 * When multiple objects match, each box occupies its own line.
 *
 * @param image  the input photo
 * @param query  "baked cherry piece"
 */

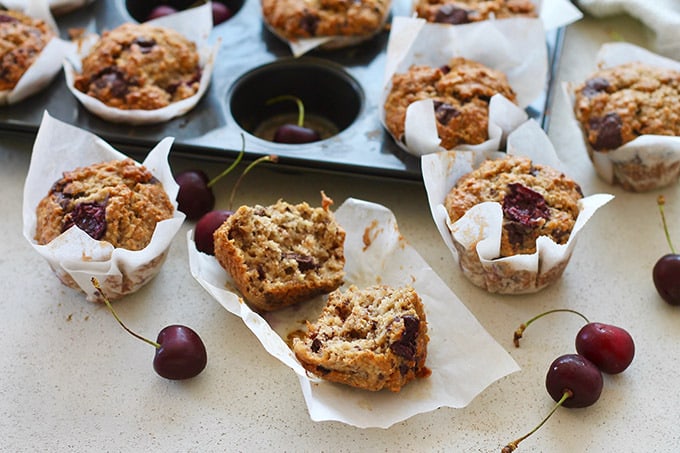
xmin=92 ymin=278 xmax=207 ymax=380
xmin=267 ymin=95 xmax=321 ymax=144
xmin=653 ymin=195 xmax=680 ymax=305
xmin=575 ymin=322 xmax=635 ymax=374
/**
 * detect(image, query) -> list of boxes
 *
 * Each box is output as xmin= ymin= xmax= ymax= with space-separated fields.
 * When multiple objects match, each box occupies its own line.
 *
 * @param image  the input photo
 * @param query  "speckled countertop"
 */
xmin=2 ymin=13 xmax=679 ymax=453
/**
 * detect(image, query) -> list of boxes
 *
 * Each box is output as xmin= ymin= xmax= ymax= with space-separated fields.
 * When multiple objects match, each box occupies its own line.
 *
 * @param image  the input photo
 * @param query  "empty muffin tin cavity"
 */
xmin=229 ymin=59 xmax=363 ymax=144
xmin=125 ymin=0 xmax=244 ymax=23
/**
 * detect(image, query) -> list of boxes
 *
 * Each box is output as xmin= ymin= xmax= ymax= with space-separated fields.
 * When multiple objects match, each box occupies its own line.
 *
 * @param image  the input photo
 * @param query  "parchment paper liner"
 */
xmin=2 ymin=0 xmax=95 ymax=15
xmin=22 ymin=112 xmax=185 ymax=301
xmin=262 ymin=0 xmax=393 ymax=57
xmin=0 ymin=0 xmax=73 ymax=105
xmin=63 ymin=2 xmax=218 ymax=125
xmin=380 ymin=16 xmax=548 ymax=156
xmin=408 ymin=0 xmax=583 ymax=31
xmin=564 ymin=42 xmax=680 ymax=192
xmin=423 ymin=120 xmax=614 ymax=294
xmin=188 ymin=197 xmax=519 ymax=428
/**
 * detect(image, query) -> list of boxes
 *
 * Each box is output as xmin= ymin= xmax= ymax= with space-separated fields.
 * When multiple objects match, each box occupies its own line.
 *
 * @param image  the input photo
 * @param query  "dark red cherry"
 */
xmin=153 ymin=325 xmax=207 ymax=380
xmin=175 ymin=169 xmax=215 ymax=221
xmin=273 ymin=124 xmax=321 ymax=144
xmin=545 ymin=354 xmax=603 ymax=408
xmin=147 ymin=5 xmax=178 ymax=20
xmin=212 ymin=2 xmax=233 ymax=24
xmin=195 ymin=209 xmax=232 ymax=255
xmin=653 ymin=254 xmax=680 ymax=305
xmin=575 ymin=322 xmax=635 ymax=374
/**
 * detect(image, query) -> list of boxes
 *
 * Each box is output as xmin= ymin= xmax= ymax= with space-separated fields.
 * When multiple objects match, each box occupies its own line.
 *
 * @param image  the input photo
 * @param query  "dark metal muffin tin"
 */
xmin=0 ymin=0 xmax=563 ymax=181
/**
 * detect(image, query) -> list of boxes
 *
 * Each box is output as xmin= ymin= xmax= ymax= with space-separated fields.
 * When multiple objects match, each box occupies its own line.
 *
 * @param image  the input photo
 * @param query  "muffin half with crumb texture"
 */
xmin=293 ymin=285 xmax=430 ymax=392
xmin=213 ymin=192 xmax=345 ymax=311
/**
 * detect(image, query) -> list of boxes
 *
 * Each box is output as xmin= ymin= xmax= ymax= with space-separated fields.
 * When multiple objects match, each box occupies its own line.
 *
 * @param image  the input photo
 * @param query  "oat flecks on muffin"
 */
xmin=415 ymin=0 xmax=537 ymax=24
xmin=445 ymin=155 xmax=583 ymax=257
xmin=74 ymin=23 xmax=201 ymax=110
xmin=0 ymin=9 xmax=55 ymax=91
xmin=35 ymin=158 xmax=174 ymax=251
xmin=573 ymin=62 xmax=680 ymax=151
xmin=261 ymin=0 xmax=391 ymax=41
xmin=384 ymin=57 xmax=517 ymax=149
xmin=213 ymin=192 xmax=346 ymax=312
xmin=293 ymin=285 xmax=430 ymax=392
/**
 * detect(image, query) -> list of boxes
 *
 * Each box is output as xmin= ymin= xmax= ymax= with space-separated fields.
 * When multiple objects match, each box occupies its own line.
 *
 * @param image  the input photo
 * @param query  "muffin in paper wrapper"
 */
xmin=22 ymin=112 xmax=185 ymax=301
xmin=410 ymin=0 xmax=583 ymax=31
xmin=423 ymin=120 xmax=614 ymax=294
xmin=187 ymin=197 xmax=519 ymax=428
xmin=0 ymin=0 xmax=73 ymax=105
xmin=380 ymin=16 xmax=547 ymax=157
xmin=63 ymin=2 xmax=217 ymax=125
xmin=565 ymin=42 xmax=680 ymax=192
xmin=260 ymin=0 xmax=393 ymax=57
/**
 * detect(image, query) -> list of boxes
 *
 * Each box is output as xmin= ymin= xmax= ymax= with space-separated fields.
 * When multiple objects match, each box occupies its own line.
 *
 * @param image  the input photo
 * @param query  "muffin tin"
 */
xmin=0 ymin=0 xmax=564 ymax=181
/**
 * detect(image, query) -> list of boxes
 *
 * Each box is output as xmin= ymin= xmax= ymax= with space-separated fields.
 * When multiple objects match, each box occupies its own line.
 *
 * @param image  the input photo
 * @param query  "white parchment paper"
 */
xmin=188 ymin=197 xmax=520 ymax=428
xmin=0 ymin=0 xmax=73 ymax=105
xmin=380 ymin=16 xmax=548 ymax=156
xmin=63 ymin=2 xmax=217 ymax=125
xmin=22 ymin=112 xmax=185 ymax=301
xmin=564 ymin=42 xmax=680 ymax=191
xmin=422 ymin=120 xmax=614 ymax=293
xmin=2 ymin=0 xmax=95 ymax=15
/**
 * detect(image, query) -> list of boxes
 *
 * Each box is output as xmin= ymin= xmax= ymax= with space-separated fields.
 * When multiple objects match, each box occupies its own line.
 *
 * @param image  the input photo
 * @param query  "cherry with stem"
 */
xmin=175 ymin=135 xmax=245 ymax=220
xmin=91 ymin=277 xmax=207 ymax=380
xmin=513 ymin=308 xmax=634 ymax=375
xmin=653 ymin=195 xmax=680 ymax=305
xmin=266 ymin=95 xmax=321 ymax=144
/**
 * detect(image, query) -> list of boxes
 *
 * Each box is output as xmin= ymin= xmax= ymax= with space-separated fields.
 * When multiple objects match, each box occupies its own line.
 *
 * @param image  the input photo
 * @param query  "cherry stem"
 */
xmin=207 ymin=134 xmax=246 ymax=188
xmin=228 ymin=154 xmax=279 ymax=211
xmin=266 ymin=95 xmax=305 ymax=127
xmin=501 ymin=389 xmax=573 ymax=452
xmin=514 ymin=309 xmax=590 ymax=347
xmin=91 ymin=277 xmax=161 ymax=349
xmin=657 ymin=195 xmax=676 ymax=254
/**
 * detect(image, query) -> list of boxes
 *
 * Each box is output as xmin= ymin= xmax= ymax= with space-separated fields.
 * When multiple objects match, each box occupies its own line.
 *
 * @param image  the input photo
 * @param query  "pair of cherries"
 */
xmin=503 ymin=309 xmax=634 ymax=451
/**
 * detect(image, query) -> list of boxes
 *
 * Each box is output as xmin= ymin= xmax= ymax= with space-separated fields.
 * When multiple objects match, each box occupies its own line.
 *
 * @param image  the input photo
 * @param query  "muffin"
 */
xmin=573 ymin=61 xmax=680 ymax=191
xmin=293 ymin=285 xmax=430 ymax=392
xmin=260 ymin=0 xmax=391 ymax=49
xmin=35 ymin=158 xmax=175 ymax=251
xmin=73 ymin=22 xmax=201 ymax=110
xmin=213 ymin=192 xmax=345 ymax=312
xmin=445 ymin=155 xmax=583 ymax=257
xmin=383 ymin=57 xmax=517 ymax=150
xmin=0 ymin=9 xmax=55 ymax=91
xmin=415 ymin=0 xmax=537 ymax=24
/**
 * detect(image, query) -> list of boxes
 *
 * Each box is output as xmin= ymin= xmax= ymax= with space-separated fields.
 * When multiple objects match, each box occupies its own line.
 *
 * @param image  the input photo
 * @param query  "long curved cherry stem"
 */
xmin=206 ymin=135 xmax=245 ymax=188
xmin=266 ymin=95 xmax=305 ymax=126
xmin=657 ymin=195 xmax=676 ymax=254
xmin=91 ymin=277 xmax=160 ymax=349
xmin=501 ymin=390 xmax=572 ymax=452
xmin=228 ymin=154 xmax=278 ymax=211
xmin=514 ymin=309 xmax=590 ymax=347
